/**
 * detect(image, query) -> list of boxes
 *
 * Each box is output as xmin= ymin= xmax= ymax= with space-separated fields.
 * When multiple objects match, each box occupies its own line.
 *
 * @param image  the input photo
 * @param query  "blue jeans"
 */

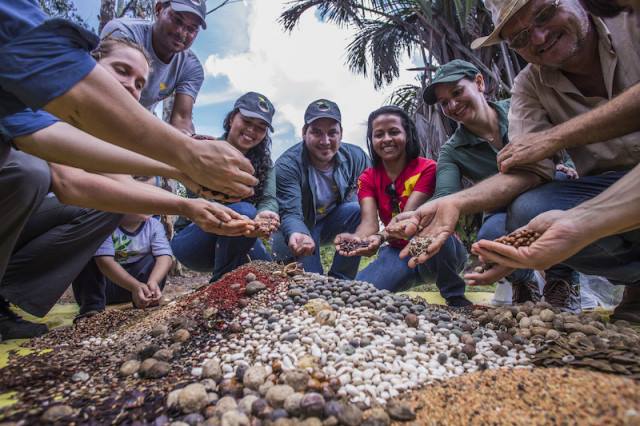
xmin=171 ymin=202 xmax=271 ymax=282
xmin=507 ymin=170 xmax=640 ymax=286
xmin=272 ymin=201 xmax=362 ymax=279
xmin=356 ymin=235 xmax=467 ymax=299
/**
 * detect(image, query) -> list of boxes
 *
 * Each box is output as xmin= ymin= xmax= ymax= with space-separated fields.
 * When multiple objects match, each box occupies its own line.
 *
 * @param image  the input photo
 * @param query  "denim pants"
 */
xmin=507 ymin=170 xmax=640 ymax=286
xmin=170 ymin=202 xmax=270 ymax=282
xmin=356 ymin=235 xmax=467 ymax=298
xmin=73 ymin=254 xmax=166 ymax=314
xmin=272 ymin=201 xmax=362 ymax=280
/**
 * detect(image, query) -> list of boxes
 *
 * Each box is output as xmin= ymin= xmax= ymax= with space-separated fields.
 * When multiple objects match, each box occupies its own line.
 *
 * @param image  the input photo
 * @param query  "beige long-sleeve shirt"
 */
xmin=509 ymin=12 xmax=640 ymax=177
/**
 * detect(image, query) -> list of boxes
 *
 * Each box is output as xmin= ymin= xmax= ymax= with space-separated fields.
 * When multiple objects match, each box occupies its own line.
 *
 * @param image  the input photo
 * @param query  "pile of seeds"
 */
xmin=1 ymin=261 xmax=639 ymax=425
xmin=397 ymin=367 xmax=640 ymax=425
xmin=471 ymin=303 xmax=640 ymax=380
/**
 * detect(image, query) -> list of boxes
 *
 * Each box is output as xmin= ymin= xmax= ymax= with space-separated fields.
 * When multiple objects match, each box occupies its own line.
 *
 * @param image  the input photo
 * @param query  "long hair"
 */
xmin=366 ymin=105 xmax=421 ymax=167
xmin=580 ymin=0 xmax=626 ymax=17
xmin=222 ymin=109 xmax=272 ymax=205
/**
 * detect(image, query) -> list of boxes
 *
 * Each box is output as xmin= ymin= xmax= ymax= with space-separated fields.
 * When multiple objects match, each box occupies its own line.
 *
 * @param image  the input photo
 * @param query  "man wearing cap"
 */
xmin=102 ymin=0 xmax=207 ymax=135
xmin=468 ymin=0 xmax=640 ymax=322
xmin=393 ymin=0 xmax=640 ymax=321
xmin=273 ymin=99 xmax=370 ymax=279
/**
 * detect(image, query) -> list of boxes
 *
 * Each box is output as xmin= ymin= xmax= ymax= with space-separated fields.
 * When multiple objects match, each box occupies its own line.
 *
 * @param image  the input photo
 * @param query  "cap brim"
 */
xmin=239 ymin=108 xmax=273 ymax=132
xmin=423 ymin=74 xmax=471 ymax=105
xmin=471 ymin=0 xmax=531 ymax=49
xmin=306 ymin=114 xmax=341 ymax=125
xmin=169 ymin=2 xmax=207 ymax=29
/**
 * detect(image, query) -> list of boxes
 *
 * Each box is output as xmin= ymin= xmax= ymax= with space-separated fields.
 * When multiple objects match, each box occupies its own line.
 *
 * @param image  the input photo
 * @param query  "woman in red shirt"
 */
xmin=335 ymin=106 xmax=470 ymax=306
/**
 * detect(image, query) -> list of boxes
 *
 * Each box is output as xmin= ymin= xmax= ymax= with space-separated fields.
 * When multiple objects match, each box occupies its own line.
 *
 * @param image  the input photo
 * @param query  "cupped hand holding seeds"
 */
xmin=398 ymin=198 xmax=462 ymax=268
xmin=472 ymin=211 xmax=568 ymax=270
xmin=334 ymin=233 xmax=382 ymax=257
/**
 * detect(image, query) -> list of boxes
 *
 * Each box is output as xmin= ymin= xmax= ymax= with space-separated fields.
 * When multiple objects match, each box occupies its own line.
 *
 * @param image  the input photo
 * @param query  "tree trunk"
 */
xmin=99 ymin=0 xmax=116 ymax=33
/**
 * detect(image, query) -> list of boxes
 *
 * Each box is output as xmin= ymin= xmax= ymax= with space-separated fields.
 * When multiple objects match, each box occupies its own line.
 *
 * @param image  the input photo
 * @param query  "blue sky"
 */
xmin=73 ymin=0 xmax=417 ymax=158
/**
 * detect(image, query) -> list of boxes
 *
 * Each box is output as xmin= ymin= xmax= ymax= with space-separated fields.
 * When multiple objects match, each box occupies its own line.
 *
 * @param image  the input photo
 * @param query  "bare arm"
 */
xmin=169 ymin=93 xmax=196 ymax=135
xmin=354 ymin=197 xmax=380 ymax=238
xmin=49 ymin=164 xmax=254 ymax=236
xmin=15 ymin=122 xmax=183 ymax=179
xmin=499 ymin=83 xmax=640 ymax=173
xmin=42 ymin=65 xmax=257 ymax=197
xmin=403 ymin=191 xmax=431 ymax=213
xmin=450 ymin=171 xmax=542 ymax=215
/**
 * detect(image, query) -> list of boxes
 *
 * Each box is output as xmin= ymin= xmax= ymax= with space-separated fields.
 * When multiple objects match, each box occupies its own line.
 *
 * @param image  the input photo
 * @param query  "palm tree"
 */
xmin=280 ymin=0 xmax=524 ymax=159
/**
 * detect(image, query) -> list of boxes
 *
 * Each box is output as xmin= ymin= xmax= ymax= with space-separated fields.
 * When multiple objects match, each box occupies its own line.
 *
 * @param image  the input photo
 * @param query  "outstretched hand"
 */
xmin=472 ymin=209 xmax=587 ymax=270
xmin=497 ymin=130 xmax=561 ymax=174
xmin=397 ymin=198 xmax=461 ymax=268
xmin=289 ymin=232 xmax=315 ymax=257
xmin=334 ymin=233 xmax=382 ymax=257
xmin=463 ymin=264 xmax=514 ymax=286
xmin=187 ymin=198 xmax=255 ymax=236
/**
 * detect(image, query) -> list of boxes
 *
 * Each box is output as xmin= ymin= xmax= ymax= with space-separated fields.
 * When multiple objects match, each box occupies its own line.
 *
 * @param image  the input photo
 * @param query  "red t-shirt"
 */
xmin=358 ymin=157 xmax=437 ymax=248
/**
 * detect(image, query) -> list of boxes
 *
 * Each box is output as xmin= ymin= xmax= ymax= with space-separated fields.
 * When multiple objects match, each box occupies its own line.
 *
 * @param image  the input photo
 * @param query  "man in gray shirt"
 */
xmin=101 ymin=0 xmax=206 ymax=135
xmin=274 ymin=99 xmax=370 ymax=279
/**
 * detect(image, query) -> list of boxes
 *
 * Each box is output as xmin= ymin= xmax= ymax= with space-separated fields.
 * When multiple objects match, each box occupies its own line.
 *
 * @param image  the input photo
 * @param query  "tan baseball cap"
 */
xmin=471 ymin=0 xmax=531 ymax=49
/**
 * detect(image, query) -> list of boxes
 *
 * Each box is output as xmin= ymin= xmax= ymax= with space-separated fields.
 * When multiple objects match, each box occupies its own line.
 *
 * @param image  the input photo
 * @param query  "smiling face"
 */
xmin=303 ymin=118 xmax=342 ymax=169
xmin=434 ymin=75 xmax=486 ymax=125
xmin=99 ymin=46 xmax=149 ymax=101
xmin=501 ymin=0 xmax=591 ymax=69
xmin=227 ymin=111 xmax=269 ymax=154
xmin=153 ymin=3 xmax=200 ymax=60
xmin=371 ymin=114 xmax=408 ymax=165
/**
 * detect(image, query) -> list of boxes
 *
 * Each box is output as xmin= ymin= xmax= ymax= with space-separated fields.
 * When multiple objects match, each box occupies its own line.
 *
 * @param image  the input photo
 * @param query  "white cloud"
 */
xmin=202 ymin=1 xmax=416 ymax=158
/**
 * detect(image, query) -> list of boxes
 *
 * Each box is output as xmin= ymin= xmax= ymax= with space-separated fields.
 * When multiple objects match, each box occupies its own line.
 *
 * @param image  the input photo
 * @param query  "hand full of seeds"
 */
xmin=336 ymin=238 xmax=371 ymax=255
xmin=475 ymin=229 xmax=542 ymax=272
xmin=407 ymin=236 xmax=434 ymax=258
xmin=255 ymin=217 xmax=279 ymax=236
xmin=493 ymin=229 xmax=541 ymax=248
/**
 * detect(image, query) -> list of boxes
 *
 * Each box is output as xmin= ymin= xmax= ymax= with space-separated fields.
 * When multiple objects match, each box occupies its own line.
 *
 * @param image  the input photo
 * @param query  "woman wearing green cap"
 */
xmin=424 ymin=60 xmax=580 ymax=311
xmin=171 ymin=92 xmax=280 ymax=282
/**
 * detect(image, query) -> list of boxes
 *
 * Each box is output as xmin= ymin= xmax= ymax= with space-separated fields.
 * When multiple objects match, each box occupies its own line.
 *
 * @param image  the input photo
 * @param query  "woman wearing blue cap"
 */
xmin=424 ymin=60 xmax=579 ymax=312
xmin=171 ymin=92 xmax=280 ymax=282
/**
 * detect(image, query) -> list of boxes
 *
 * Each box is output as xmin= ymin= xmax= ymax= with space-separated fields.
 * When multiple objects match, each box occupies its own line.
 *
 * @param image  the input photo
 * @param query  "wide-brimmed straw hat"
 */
xmin=471 ymin=0 xmax=532 ymax=49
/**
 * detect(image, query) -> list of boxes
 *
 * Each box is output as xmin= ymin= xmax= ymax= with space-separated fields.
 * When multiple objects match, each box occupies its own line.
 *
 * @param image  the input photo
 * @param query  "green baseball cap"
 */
xmin=422 ymin=60 xmax=481 ymax=105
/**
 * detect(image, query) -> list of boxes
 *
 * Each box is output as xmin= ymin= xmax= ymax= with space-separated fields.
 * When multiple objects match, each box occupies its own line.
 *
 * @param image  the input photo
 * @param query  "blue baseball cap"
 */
xmin=234 ymin=92 xmax=275 ymax=132
xmin=304 ymin=99 xmax=342 ymax=125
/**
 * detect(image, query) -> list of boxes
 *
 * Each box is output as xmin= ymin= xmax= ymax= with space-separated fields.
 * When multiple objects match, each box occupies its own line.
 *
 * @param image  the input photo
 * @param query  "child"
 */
xmin=72 ymin=177 xmax=173 ymax=318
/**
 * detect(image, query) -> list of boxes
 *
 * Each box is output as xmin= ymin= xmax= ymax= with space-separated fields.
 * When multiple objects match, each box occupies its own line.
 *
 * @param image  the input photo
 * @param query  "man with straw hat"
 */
xmin=390 ymin=0 xmax=640 ymax=322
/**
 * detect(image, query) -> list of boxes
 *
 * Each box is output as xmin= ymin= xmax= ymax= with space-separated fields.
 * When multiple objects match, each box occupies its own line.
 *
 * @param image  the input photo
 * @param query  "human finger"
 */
xmin=472 ymin=240 xmax=533 ymax=269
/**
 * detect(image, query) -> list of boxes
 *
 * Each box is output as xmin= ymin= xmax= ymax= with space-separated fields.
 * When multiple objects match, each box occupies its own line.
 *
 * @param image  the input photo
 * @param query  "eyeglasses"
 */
xmin=167 ymin=10 xmax=199 ymax=36
xmin=385 ymin=183 xmax=401 ymax=216
xmin=507 ymin=0 xmax=560 ymax=50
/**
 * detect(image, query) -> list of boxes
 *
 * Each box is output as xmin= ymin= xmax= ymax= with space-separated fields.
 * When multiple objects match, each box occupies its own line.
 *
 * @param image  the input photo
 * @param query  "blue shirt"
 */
xmin=0 ymin=0 xmax=46 ymax=46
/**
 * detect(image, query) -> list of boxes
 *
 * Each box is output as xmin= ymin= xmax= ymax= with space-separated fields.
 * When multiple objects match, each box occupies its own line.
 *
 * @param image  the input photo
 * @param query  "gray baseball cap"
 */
xmin=161 ymin=0 xmax=207 ymax=29
xmin=234 ymin=92 xmax=275 ymax=131
xmin=304 ymin=99 xmax=342 ymax=125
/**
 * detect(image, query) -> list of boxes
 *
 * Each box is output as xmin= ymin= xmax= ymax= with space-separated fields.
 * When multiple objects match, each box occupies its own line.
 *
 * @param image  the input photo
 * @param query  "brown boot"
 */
xmin=611 ymin=286 xmax=640 ymax=324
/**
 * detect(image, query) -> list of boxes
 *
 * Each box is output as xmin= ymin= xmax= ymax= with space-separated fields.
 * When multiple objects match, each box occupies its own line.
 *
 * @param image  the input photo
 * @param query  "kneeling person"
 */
xmin=73 ymin=182 xmax=173 ymax=315
xmin=335 ymin=106 xmax=470 ymax=307
xmin=273 ymin=99 xmax=369 ymax=279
